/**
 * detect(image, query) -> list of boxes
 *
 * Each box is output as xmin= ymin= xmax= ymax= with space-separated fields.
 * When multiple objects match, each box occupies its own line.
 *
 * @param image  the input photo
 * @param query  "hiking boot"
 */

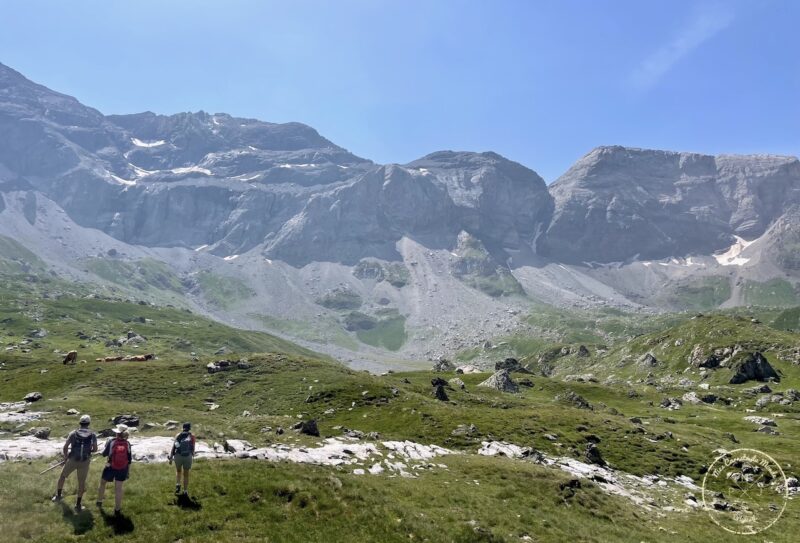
xmin=174 ymin=484 xmax=181 ymax=495
xmin=75 ymin=502 xmax=83 ymax=512
xmin=182 ymin=490 xmax=188 ymax=497
xmin=51 ymin=494 xmax=62 ymax=503
xmin=113 ymin=509 xmax=122 ymax=517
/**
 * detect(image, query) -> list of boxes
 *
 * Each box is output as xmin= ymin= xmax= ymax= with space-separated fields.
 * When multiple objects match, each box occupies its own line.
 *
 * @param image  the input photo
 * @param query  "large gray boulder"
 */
xmin=729 ymin=352 xmax=780 ymax=384
xmin=478 ymin=370 xmax=519 ymax=393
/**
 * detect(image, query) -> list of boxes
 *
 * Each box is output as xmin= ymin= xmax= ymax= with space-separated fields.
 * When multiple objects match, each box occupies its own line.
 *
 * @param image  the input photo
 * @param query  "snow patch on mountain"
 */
xmin=131 ymin=137 xmax=166 ymax=148
xmin=714 ymin=236 xmax=755 ymax=266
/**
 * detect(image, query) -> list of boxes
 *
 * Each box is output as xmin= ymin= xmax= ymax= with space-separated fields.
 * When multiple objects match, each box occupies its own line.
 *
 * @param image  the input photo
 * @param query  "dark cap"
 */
xmin=182 ymin=422 xmax=191 ymax=430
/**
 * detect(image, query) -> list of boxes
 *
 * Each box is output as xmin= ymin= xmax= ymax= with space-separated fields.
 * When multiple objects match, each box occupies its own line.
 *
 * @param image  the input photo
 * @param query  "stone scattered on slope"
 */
xmin=478 ymin=440 xmax=699 ymax=510
xmin=743 ymin=416 xmax=776 ymax=427
xmin=495 ymin=358 xmax=529 ymax=373
xmin=478 ymin=370 xmax=519 ymax=393
xmin=659 ymin=397 xmax=682 ymax=410
xmin=729 ymin=352 xmax=780 ymax=384
xmin=30 ymin=427 xmax=51 ymax=440
xmin=584 ymin=443 xmax=605 ymax=466
xmin=432 ymin=384 xmax=449 ymax=402
xmin=456 ymin=365 xmax=481 ymax=375
xmin=223 ymin=439 xmax=255 ymax=453
xmin=432 ymin=358 xmax=455 ymax=372
xmin=451 ymin=424 xmax=479 ymax=437
xmin=299 ymin=419 xmax=320 ymax=437
xmin=448 ymin=378 xmax=465 ymax=390
xmin=576 ymin=345 xmax=590 ymax=357
xmin=681 ymin=392 xmax=701 ymax=404
xmin=639 ymin=353 xmax=658 ymax=367
xmin=112 ymin=414 xmax=140 ymax=427
xmin=23 ymin=392 xmax=42 ymax=403
xmin=556 ymin=390 xmax=592 ymax=410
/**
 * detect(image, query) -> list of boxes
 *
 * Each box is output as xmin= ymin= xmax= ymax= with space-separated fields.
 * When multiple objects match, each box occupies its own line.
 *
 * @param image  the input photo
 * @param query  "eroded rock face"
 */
xmin=539 ymin=146 xmax=800 ymax=263
xmin=729 ymin=352 xmax=780 ymax=384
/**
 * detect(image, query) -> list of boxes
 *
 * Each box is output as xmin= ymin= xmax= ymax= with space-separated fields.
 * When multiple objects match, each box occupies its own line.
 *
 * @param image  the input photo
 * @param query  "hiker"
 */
xmin=97 ymin=424 xmax=132 ymax=515
xmin=52 ymin=414 xmax=98 ymax=510
xmin=168 ymin=422 xmax=196 ymax=496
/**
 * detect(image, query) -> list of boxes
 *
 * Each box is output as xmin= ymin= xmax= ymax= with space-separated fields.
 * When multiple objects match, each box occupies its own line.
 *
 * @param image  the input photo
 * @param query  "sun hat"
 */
xmin=79 ymin=414 xmax=91 ymax=425
xmin=112 ymin=423 xmax=128 ymax=434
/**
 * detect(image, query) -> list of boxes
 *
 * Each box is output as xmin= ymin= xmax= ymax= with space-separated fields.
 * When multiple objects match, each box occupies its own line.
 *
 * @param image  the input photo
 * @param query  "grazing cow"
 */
xmin=62 ymin=351 xmax=78 ymax=365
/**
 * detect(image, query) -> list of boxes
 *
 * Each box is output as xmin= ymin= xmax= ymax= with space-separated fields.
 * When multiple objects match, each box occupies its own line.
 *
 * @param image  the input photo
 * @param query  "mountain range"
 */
xmin=2 ymin=61 xmax=799 ymax=366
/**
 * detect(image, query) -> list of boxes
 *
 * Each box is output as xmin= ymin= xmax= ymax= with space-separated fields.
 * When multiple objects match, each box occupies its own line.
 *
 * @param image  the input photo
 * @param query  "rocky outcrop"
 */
xmin=729 ymin=352 xmax=780 ymax=384
xmin=478 ymin=369 xmax=519 ymax=393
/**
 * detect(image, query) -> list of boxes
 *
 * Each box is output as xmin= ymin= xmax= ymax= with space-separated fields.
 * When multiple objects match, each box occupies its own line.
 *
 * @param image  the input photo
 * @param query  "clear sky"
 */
xmin=2 ymin=0 xmax=798 ymax=181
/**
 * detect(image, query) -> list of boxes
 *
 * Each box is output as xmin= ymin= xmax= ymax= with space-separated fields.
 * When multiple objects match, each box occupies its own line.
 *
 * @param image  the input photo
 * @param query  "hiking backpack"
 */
xmin=69 ymin=428 xmax=94 ymax=461
xmin=110 ymin=439 xmax=130 ymax=470
xmin=175 ymin=432 xmax=193 ymax=456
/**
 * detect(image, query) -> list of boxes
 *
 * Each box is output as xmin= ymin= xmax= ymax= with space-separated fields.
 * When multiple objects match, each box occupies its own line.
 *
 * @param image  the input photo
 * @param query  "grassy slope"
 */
xmin=2 ymin=268 xmax=800 ymax=541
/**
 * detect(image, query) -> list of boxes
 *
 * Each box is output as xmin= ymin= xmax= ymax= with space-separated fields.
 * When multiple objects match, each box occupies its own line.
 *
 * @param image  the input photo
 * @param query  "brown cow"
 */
xmin=62 ymin=351 xmax=77 ymax=365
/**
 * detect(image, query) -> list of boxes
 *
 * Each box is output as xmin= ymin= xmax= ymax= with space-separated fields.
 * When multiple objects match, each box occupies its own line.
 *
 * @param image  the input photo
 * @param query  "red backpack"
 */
xmin=110 ymin=439 xmax=130 ymax=470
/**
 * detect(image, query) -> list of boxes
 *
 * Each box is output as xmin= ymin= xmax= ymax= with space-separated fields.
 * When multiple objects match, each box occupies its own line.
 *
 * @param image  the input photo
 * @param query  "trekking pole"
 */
xmin=39 ymin=459 xmax=66 ymax=475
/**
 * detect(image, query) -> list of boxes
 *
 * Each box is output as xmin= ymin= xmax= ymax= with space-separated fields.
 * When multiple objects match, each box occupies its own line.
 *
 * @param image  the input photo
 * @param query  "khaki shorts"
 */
xmin=61 ymin=458 xmax=91 ymax=486
xmin=174 ymin=454 xmax=193 ymax=470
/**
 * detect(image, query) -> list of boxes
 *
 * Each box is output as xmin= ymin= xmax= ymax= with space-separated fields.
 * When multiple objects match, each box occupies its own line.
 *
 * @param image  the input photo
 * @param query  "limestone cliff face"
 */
xmin=539 ymin=146 xmax=800 ymax=263
xmin=2 ymin=62 xmax=800 ymax=272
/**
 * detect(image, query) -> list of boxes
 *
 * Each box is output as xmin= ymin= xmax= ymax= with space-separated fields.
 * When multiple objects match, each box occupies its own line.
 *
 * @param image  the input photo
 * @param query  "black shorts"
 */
xmin=101 ymin=465 xmax=129 ymax=482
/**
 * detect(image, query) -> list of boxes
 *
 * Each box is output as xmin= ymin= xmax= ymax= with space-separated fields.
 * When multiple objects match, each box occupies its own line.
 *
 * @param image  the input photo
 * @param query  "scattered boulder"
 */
xmin=584 ymin=443 xmax=605 ymax=466
xmin=31 ymin=427 xmax=51 ymax=439
xmin=659 ymin=397 xmax=683 ymax=410
xmin=518 ymin=378 xmax=534 ymax=388
xmin=785 ymin=389 xmax=800 ymax=402
xmin=299 ymin=419 xmax=320 ymax=437
xmin=455 ymin=365 xmax=481 ymax=374
xmin=66 ymin=408 xmax=79 ymax=415
xmin=432 ymin=358 xmax=455 ymax=372
xmin=28 ymin=329 xmax=48 ymax=339
xmin=478 ymin=370 xmax=519 ymax=393
xmin=729 ymin=352 xmax=780 ymax=384
xmin=223 ymin=439 xmax=255 ymax=453
xmin=564 ymin=374 xmax=597 ymax=383
xmin=681 ymin=392 xmax=702 ymax=404
xmin=430 ymin=377 xmax=448 ymax=387
xmin=62 ymin=351 xmax=77 ymax=365
xmin=576 ymin=345 xmax=590 ymax=357
xmin=206 ymin=359 xmax=250 ymax=374
xmin=743 ymin=416 xmax=776 ymax=427
xmin=556 ymin=390 xmax=592 ymax=410
xmin=689 ymin=345 xmax=720 ymax=368
xmin=451 ymin=424 xmax=479 ymax=437
xmin=757 ymin=426 xmax=779 ymax=435
xmin=723 ymin=432 xmax=739 ymax=443
xmin=639 ymin=353 xmax=658 ymax=367
xmin=448 ymin=378 xmax=465 ymax=390
xmin=23 ymin=392 xmax=42 ymax=403
xmin=433 ymin=385 xmax=449 ymax=402
xmin=495 ymin=358 xmax=529 ymax=373
xmin=755 ymin=396 xmax=771 ymax=410
xmin=744 ymin=384 xmax=772 ymax=395
xmin=112 ymin=414 xmax=140 ymax=427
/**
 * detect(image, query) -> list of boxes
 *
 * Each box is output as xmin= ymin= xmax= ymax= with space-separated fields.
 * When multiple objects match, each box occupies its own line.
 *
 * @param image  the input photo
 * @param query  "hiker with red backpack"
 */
xmin=52 ymin=414 xmax=98 ymax=510
xmin=96 ymin=424 xmax=132 ymax=515
xmin=168 ymin=422 xmax=196 ymax=496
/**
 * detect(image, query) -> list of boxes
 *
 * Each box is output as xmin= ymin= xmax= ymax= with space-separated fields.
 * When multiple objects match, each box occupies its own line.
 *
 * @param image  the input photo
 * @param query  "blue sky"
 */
xmin=2 ymin=0 xmax=798 ymax=181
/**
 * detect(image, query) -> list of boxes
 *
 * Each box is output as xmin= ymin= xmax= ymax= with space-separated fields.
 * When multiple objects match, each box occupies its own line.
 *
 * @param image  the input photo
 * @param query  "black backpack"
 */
xmin=70 ymin=428 xmax=94 ymax=461
xmin=176 ymin=432 xmax=193 ymax=456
